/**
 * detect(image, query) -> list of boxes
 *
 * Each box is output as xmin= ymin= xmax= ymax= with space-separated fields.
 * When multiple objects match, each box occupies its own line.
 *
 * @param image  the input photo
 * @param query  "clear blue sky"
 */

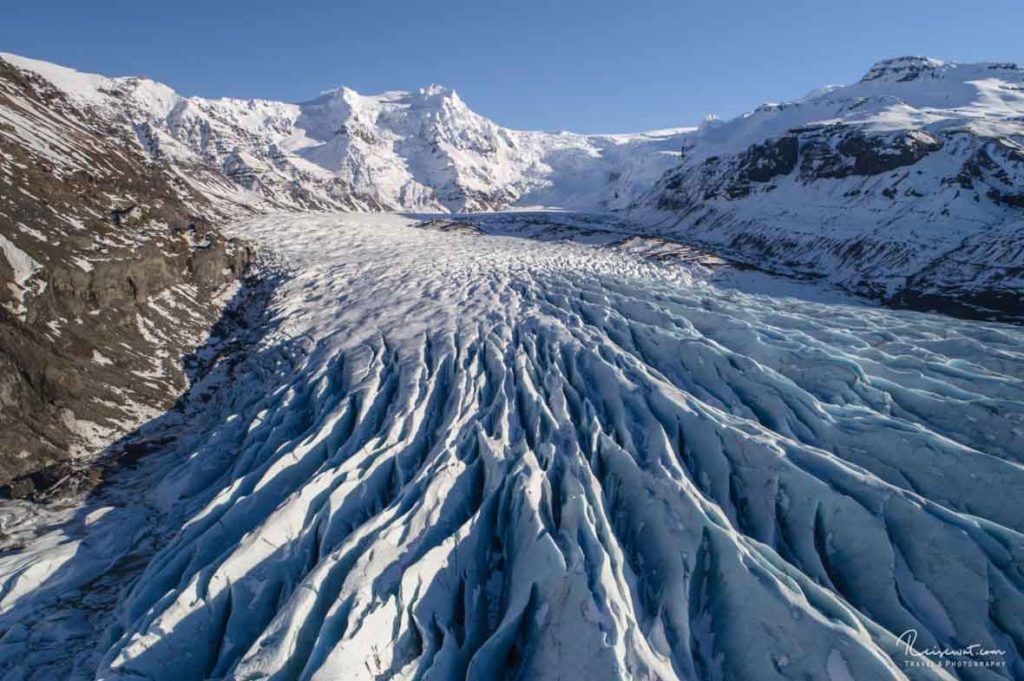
xmin=4 ymin=0 xmax=1022 ymax=133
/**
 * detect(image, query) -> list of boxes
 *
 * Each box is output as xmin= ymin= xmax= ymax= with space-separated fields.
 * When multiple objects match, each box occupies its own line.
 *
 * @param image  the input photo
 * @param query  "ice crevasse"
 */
xmin=3 ymin=213 xmax=1023 ymax=681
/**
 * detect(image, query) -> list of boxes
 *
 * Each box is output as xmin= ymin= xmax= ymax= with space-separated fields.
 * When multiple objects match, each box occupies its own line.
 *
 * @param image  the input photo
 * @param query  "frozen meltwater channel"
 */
xmin=5 ymin=213 xmax=1024 ymax=681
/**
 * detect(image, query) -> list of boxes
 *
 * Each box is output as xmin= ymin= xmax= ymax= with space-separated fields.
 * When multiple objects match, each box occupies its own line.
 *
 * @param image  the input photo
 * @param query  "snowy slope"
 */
xmin=1 ymin=213 xmax=1022 ymax=680
xmin=637 ymin=57 xmax=1024 ymax=318
xmin=0 ymin=53 xmax=691 ymax=214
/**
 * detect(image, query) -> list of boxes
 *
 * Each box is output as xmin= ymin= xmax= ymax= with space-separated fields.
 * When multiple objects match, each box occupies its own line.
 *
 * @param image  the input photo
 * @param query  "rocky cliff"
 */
xmin=0 ymin=59 xmax=249 ymax=493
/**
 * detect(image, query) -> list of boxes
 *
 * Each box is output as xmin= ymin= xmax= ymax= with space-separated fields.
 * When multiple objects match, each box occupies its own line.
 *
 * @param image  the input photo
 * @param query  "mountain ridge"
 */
xmin=0 ymin=52 xmax=693 ymax=214
xmin=0 ymin=56 xmax=249 ymax=490
xmin=2 ymin=52 xmax=1022 ymax=318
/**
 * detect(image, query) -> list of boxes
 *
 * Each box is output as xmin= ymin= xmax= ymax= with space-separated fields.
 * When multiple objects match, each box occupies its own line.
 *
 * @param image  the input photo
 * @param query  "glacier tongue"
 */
xmin=3 ymin=213 xmax=1024 ymax=680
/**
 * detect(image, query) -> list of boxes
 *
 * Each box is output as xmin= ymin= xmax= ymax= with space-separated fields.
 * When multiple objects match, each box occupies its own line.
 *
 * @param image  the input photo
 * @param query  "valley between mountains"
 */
xmin=0 ymin=53 xmax=1022 ymax=681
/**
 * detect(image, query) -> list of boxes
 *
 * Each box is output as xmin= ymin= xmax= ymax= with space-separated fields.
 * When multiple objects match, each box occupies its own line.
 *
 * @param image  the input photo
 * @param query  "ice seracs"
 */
xmin=2 ymin=212 xmax=1022 ymax=680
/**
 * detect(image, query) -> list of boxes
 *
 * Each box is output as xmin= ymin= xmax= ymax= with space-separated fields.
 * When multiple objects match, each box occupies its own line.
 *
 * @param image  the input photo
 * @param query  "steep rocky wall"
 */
xmin=0 ymin=60 xmax=250 ymax=493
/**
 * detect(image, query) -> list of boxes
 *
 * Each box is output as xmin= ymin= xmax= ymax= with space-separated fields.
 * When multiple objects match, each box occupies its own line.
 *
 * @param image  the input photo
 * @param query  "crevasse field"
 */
xmin=2 ymin=213 xmax=1024 ymax=681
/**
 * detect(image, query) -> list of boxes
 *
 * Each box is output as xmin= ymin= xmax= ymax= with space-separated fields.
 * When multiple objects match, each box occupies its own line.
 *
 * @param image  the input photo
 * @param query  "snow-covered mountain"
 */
xmin=3 ymin=52 xmax=1024 ymax=681
xmin=4 ymin=52 xmax=1021 ymax=318
xmin=637 ymin=57 xmax=1024 ymax=318
xmin=0 ymin=53 xmax=690 ymax=214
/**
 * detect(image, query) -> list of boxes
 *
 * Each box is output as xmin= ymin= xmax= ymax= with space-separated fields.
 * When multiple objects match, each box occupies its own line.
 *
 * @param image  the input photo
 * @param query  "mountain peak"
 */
xmin=411 ymin=84 xmax=465 ymax=111
xmin=860 ymin=56 xmax=948 ymax=83
xmin=417 ymin=83 xmax=456 ymax=98
xmin=305 ymin=83 xmax=463 ymax=111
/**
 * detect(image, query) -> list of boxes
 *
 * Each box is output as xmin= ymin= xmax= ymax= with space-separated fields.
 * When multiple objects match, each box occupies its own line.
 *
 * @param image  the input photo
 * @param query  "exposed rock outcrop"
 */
xmin=0 ymin=59 xmax=249 ymax=492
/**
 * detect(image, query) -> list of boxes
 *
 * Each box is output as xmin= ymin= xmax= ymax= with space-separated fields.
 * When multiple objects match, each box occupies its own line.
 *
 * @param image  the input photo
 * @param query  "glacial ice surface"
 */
xmin=2 ymin=213 xmax=1023 ymax=681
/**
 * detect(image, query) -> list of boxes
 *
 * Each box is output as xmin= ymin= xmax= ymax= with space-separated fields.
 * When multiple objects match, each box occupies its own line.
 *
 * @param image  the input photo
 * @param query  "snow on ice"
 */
xmin=1 ymin=213 xmax=1022 ymax=680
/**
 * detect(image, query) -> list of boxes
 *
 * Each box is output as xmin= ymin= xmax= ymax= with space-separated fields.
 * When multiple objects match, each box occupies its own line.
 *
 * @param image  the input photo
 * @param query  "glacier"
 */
xmin=1 ymin=212 xmax=1022 ymax=680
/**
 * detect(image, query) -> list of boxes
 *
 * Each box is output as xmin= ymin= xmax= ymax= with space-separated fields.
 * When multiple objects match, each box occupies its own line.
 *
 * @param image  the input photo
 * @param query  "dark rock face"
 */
xmin=859 ymin=56 xmax=948 ymax=83
xmin=837 ymin=130 xmax=942 ymax=175
xmin=0 ymin=60 xmax=250 ymax=492
xmin=957 ymin=143 xmax=1024 ymax=206
xmin=798 ymin=129 xmax=943 ymax=179
xmin=739 ymin=136 xmax=799 ymax=183
xmin=661 ymin=129 xmax=944 ymax=206
xmin=640 ymin=57 xmax=1024 ymax=321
